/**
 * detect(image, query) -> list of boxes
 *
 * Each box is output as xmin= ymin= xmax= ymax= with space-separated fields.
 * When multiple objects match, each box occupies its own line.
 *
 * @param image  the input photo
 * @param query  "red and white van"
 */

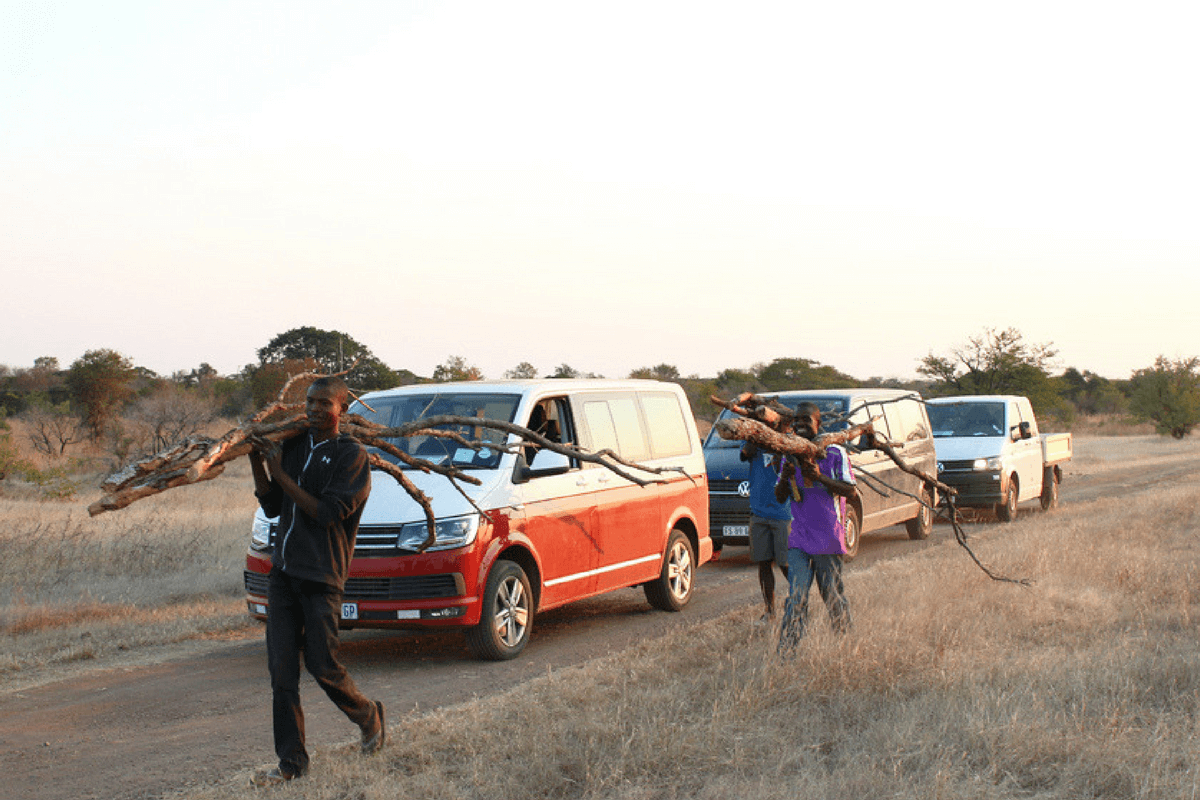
xmin=244 ymin=379 xmax=711 ymax=659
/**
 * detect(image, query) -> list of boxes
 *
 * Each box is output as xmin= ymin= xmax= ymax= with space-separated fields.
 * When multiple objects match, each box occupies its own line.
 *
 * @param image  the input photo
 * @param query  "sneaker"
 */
xmin=361 ymin=700 xmax=386 ymax=756
xmin=250 ymin=767 xmax=300 ymax=788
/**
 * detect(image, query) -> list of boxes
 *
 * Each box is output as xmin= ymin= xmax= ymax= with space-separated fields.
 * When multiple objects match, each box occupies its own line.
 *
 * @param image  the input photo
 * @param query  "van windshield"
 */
xmin=703 ymin=397 xmax=849 ymax=449
xmin=350 ymin=392 xmax=522 ymax=469
xmin=927 ymin=402 xmax=1005 ymax=438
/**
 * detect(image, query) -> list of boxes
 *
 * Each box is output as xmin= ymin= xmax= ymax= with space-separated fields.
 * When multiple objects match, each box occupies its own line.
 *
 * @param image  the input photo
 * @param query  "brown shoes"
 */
xmin=250 ymin=766 xmax=301 ymax=787
xmin=361 ymin=699 xmax=386 ymax=756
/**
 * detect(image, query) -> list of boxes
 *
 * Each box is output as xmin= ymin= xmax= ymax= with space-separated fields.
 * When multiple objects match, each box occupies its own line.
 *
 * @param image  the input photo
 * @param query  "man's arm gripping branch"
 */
xmin=250 ymin=437 xmax=324 ymax=522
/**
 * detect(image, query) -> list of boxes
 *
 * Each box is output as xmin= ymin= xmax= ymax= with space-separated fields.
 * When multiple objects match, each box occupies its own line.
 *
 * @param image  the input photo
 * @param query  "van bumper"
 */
xmin=707 ymin=493 xmax=751 ymax=546
xmin=243 ymin=550 xmax=483 ymax=629
xmin=937 ymin=469 xmax=1004 ymax=508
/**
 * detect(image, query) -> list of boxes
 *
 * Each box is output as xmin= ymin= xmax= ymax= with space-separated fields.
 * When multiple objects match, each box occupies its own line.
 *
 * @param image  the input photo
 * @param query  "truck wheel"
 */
xmin=1039 ymin=467 xmax=1059 ymax=511
xmin=905 ymin=485 xmax=934 ymax=540
xmin=842 ymin=506 xmax=861 ymax=560
xmin=644 ymin=529 xmax=695 ymax=612
xmin=996 ymin=479 xmax=1018 ymax=522
xmin=465 ymin=560 xmax=532 ymax=660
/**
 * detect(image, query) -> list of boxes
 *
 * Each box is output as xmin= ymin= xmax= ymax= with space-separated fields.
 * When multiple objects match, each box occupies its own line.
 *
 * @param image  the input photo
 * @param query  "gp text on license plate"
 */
xmin=340 ymin=602 xmax=358 ymax=620
xmin=723 ymin=525 xmax=749 ymax=537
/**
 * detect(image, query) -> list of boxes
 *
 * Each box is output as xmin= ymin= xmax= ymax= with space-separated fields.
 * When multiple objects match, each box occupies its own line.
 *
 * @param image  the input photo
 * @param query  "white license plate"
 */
xmin=396 ymin=609 xmax=420 ymax=620
xmin=723 ymin=525 xmax=749 ymax=537
xmin=340 ymin=602 xmax=358 ymax=620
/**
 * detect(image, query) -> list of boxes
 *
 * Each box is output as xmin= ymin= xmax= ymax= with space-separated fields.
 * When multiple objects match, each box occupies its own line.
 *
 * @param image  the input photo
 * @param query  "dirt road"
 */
xmin=3 ymin=440 xmax=1196 ymax=800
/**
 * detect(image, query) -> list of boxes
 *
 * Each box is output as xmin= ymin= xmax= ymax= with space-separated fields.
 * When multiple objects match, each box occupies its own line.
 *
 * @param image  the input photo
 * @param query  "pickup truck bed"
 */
xmin=1042 ymin=432 xmax=1073 ymax=466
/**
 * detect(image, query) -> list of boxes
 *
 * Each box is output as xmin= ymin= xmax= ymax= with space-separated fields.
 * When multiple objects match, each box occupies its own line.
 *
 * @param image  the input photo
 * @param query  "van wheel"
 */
xmin=905 ymin=485 xmax=934 ymax=540
xmin=842 ymin=506 xmax=861 ymax=560
xmin=996 ymin=479 xmax=1018 ymax=522
xmin=465 ymin=560 xmax=532 ymax=661
xmin=1039 ymin=467 xmax=1059 ymax=511
xmin=644 ymin=530 xmax=694 ymax=612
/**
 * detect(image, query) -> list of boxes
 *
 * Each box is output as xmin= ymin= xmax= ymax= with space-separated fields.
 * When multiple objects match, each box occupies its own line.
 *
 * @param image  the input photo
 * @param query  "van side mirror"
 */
xmin=516 ymin=448 xmax=571 ymax=482
xmin=1016 ymin=421 xmax=1033 ymax=440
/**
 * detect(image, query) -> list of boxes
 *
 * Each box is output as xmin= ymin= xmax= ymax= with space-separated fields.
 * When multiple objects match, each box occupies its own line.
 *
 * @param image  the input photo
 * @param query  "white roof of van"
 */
xmin=927 ymin=395 xmax=1023 ymax=404
xmin=759 ymin=388 xmax=923 ymax=400
xmin=360 ymin=378 xmax=681 ymax=400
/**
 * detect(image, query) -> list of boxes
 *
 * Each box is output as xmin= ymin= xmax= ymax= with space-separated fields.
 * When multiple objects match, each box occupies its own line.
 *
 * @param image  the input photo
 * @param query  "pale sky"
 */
xmin=2 ymin=1 xmax=1197 ymax=382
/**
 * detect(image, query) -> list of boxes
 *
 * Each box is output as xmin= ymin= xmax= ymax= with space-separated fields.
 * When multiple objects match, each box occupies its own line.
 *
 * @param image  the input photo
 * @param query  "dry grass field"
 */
xmin=2 ymin=435 xmax=1198 ymax=799
xmin=0 ymin=456 xmax=259 ymax=676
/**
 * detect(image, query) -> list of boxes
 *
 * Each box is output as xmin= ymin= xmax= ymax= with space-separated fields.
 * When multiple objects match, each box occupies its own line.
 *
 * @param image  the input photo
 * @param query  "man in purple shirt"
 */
xmin=774 ymin=402 xmax=857 ymax=650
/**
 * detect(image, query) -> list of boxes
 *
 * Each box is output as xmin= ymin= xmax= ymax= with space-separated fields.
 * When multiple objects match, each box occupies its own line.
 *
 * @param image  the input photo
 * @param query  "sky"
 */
xmin=2 ymin=0 xmax=1197 ymax=383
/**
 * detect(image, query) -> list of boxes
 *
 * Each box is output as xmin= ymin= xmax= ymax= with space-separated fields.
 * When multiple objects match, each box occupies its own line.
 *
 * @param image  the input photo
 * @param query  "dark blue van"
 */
xmin=702 ymin=389 xmax=937 ymax=558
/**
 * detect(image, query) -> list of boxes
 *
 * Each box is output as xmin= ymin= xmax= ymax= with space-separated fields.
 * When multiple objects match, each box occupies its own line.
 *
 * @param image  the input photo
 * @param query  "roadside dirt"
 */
xmin=2 ymin=437 xmax=1196 ymax=800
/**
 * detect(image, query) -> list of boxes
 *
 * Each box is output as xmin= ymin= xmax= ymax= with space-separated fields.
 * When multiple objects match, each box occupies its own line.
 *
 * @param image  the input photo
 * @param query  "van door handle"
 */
xmin=575 ymin=477 xmax=588 ymax=486
xmin=597 ymin=474 xmax=611 ymax=484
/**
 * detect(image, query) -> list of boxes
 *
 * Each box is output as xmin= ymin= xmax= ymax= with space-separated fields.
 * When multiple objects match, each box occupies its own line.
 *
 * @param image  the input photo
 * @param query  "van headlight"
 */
xmin=396 ymin=514 xmax=480 ymax=552
xmin=251 ymin=514 xmax=274 ymax=551
xmin=972 ymin=457 xmax=1002 ymax=471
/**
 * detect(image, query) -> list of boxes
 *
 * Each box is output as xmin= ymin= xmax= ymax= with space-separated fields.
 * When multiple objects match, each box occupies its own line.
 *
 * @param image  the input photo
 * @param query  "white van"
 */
xmin=245 ymin=379 xmax=712 ymax=659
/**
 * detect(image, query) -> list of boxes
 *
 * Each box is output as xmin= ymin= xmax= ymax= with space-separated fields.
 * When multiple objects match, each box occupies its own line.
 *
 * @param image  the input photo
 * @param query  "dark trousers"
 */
xmin=266 ymin=568 xmax=376 ymax=776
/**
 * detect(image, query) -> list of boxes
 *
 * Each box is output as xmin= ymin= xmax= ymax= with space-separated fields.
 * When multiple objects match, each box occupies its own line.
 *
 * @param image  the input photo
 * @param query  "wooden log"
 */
xmin=712 ymin=416 xmax=875 ymax=459
xmin=89 ymin=463 xmax=226 ymax=516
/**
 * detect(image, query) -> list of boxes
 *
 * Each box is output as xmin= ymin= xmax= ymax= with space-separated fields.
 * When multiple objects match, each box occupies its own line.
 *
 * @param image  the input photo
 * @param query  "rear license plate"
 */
xmin=723 ymin=525 xmax=749 ymax=538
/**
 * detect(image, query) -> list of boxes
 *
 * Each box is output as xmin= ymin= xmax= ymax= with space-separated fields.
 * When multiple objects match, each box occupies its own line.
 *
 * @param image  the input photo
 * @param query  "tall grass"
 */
xmin=176 ymin=438 xmax=1198 ymax=800
xmin=0 ymin=460 xmax=259 ymax=676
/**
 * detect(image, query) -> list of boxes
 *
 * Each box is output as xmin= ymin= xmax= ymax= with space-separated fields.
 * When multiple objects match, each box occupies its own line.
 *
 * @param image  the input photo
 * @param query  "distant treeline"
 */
xmin=2 ymin=326 xmax=1197 ymax=452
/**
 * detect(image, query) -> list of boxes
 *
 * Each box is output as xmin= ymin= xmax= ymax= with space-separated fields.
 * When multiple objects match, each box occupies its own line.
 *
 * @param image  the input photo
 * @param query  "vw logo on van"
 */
xmin=737 ymin=480 xmax=751 ymax=498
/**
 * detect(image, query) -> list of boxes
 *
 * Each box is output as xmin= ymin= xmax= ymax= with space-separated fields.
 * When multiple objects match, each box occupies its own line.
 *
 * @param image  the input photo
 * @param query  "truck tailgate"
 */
xmin=1042 ymin=432 xmax=1073 ymax=465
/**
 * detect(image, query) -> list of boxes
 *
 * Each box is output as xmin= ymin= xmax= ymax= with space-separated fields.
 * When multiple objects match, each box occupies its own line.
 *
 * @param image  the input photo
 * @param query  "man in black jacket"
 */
xmin=248 ymin=376 xmax=384 ymax=787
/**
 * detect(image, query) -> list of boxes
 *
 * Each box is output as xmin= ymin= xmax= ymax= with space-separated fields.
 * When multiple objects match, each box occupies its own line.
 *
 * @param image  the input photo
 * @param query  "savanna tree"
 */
xmin=919 ymin=327 xmax=1071 ymax=422
xmin=432 ymin=355 xmax=483 ymax=382
xmin=628 ymin=363 xmax=681 ymax=381
xmin=23 ymin=399 xmax=87 ymax=457
xmin=756 ymin=357 xmax=858 ymax=392
xmin=128 ymin=385 xmax=219 ymax=453
xmin=1129 ymin=356 xmax=1200 ymax=439
xmin=504 ymin=361 xmax=538 ymax=379
xmin=67 ymin=349 xmax=137 ymax=439
xmin=257 ymin=327 xmax=400 ymax=391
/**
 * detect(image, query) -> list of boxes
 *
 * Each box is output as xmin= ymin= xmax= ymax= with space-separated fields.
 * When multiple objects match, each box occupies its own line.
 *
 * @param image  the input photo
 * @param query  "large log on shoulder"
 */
xmin=712 ymin=416 xmax=875 ymax=459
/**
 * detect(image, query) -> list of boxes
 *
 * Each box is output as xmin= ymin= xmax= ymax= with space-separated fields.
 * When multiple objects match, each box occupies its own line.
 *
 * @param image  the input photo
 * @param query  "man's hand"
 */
xmin=249 ymin=435 xmax=283 ymax=478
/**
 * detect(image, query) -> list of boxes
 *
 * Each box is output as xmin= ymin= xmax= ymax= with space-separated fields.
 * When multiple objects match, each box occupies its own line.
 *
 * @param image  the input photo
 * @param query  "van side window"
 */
xmin=893 ymin=397 xmax=928 ymax=442
xmin=581 ymin=401 xmax=619 ymax=457
xmin=523 ymin=396 xmax=575 ymax=467
xmin=847 ymin=403 xmax=873 ymax=448
xmin=641 ymin=392 xmax=691 ymax=458
xmin=579 ymin=393 xmax=650 ymax=463
xmin=863 ymin=401 xmax=893 ymax=443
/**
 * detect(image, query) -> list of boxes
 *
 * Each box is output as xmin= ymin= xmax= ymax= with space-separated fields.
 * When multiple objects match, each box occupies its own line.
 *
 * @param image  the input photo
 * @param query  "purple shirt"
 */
xmin=777 ymin=444 xmax=855 ymax=555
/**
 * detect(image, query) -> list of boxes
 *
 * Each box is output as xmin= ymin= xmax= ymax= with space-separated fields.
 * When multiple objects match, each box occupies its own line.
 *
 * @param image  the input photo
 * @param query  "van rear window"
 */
xmin=578 ymin=391 xmax=691 ymax=462
xmin=641 ymin=393 xmax=691 ymax=458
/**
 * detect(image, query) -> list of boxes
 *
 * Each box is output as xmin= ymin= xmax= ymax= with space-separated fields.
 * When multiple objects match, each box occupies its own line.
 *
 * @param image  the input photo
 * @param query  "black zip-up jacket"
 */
xmin=256 ymin=432 xmax=371 ymax=591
